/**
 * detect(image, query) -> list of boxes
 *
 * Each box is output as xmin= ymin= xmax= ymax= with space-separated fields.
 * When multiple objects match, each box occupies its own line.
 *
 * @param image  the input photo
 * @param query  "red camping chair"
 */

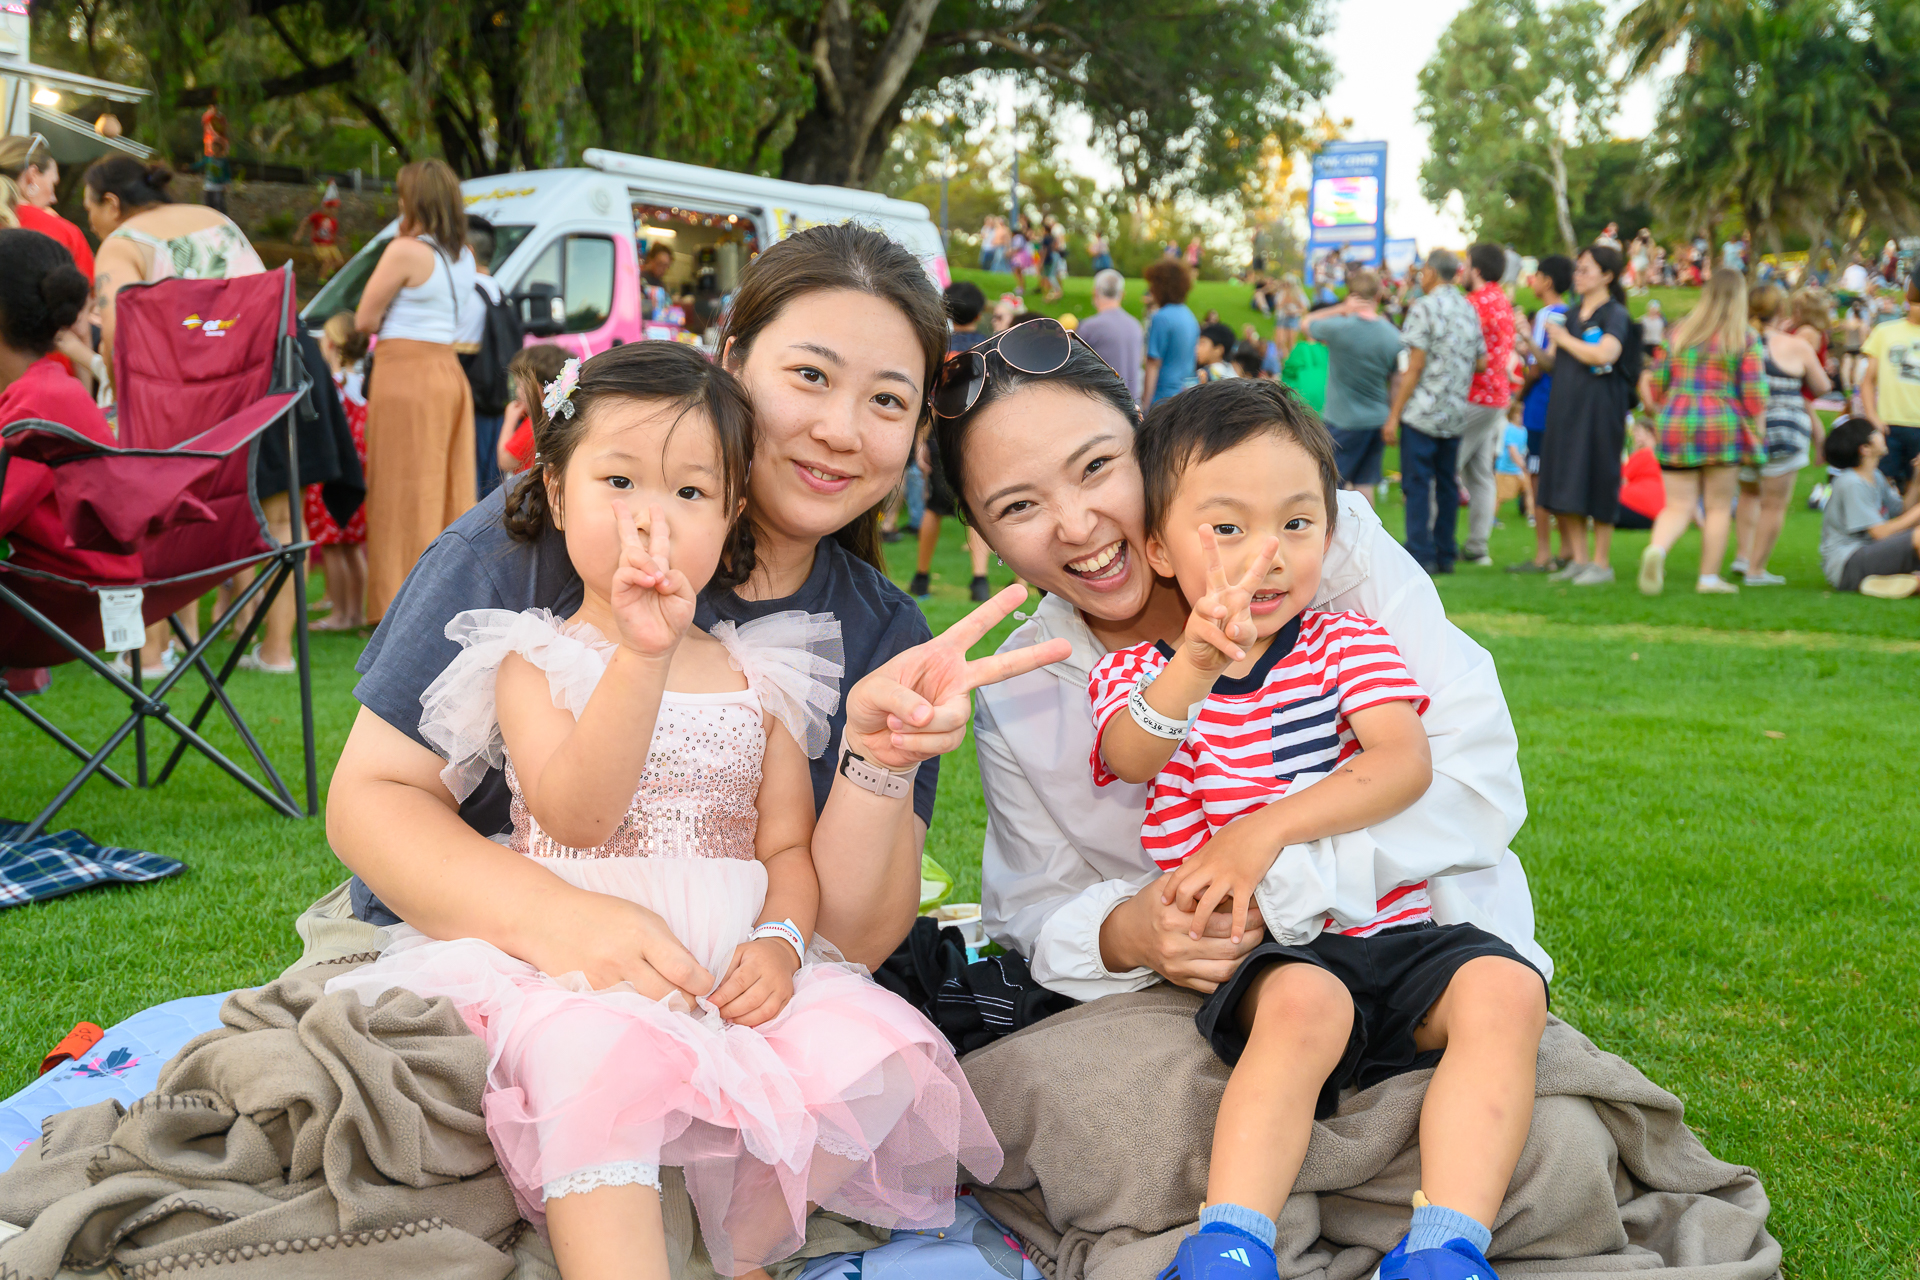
xmin=0 ymin=264 xmax=318 ymax=839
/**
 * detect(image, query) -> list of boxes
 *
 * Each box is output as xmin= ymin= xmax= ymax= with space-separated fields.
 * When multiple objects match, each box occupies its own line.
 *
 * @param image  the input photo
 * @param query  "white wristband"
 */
xmin=751 ymin=918 xmax=807 ymax=967
xmin=1127 ymin=677 xmax=1193 ymax=741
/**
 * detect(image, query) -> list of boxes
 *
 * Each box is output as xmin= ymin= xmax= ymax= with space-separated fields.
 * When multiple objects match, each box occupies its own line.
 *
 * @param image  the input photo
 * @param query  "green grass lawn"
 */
xmin=949 ymin=266 xmax=1696 ymax=346
xmin=3 ymin=469 xmax=1916 ymax=1275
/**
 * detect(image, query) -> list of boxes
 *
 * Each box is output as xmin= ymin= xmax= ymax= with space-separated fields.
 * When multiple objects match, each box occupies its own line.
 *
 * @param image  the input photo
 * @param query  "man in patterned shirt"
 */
xmin=1383 ymin=249 xmax=1487 ymax=574
xmin=1087 ymin=380 xmax=1548 ymax=1280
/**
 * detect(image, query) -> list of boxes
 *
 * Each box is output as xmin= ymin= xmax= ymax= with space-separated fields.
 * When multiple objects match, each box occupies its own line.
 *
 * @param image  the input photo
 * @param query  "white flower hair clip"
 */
xmin=542 ymin=358 xmax=581 ymax=420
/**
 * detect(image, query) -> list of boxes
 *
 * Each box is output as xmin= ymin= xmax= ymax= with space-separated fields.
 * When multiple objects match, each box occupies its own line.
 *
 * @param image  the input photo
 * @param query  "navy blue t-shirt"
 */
xmin=346 ymin=486 xmax=938 ymax=925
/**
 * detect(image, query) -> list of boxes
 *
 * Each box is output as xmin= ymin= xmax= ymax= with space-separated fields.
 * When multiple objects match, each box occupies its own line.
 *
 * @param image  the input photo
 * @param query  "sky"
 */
xmin=1318 ymin=0 xmax=1667 ymax=249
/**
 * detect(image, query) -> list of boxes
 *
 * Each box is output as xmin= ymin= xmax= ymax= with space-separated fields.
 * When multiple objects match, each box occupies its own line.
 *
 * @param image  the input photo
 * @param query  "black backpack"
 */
xmin=460 ymin=282 xmax=526 ymax=415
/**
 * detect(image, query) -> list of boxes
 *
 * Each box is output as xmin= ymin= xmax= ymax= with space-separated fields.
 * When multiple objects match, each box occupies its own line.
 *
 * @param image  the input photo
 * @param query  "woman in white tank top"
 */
xmin=353 ymin=159 xmax=479 ymax=622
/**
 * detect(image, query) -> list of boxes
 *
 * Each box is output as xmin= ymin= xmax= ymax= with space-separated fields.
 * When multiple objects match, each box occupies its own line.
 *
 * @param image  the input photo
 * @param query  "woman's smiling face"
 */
xmin=958 ymin=382 xmax=1154 ymax=622
xmin=728 ymin=288 xmax=923 ymax=548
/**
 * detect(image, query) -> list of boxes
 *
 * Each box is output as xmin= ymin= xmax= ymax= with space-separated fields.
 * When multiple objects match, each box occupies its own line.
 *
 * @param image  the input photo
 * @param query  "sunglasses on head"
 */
xmin=931 ymin=316 xmax=1122 ymax=420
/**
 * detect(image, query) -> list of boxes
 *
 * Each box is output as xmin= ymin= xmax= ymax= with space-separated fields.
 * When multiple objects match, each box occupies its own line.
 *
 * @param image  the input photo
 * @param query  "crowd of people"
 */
xmin=0 ymin=144 xmax=569 ymax=702
xmin=1266 ymin=237 xmax=1919 ymax=599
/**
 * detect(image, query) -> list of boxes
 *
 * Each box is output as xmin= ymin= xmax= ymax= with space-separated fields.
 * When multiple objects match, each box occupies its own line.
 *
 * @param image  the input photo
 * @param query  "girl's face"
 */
xmin=959 ymin=383 xmax=1154 ymax=622
xmin=728 ymin=288 xmax=923 ymax=550
xmin=319 ymin=334 xmax=341 ymax=371
xmin=550 ymin=399 xmax=739 ymax=606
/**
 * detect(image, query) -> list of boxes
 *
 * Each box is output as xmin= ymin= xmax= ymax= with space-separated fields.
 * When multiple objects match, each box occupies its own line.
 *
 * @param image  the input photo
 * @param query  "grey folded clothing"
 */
xmin=0 ymin=974 xmax=522 ymax=1280
xmin=962 ymin=987 xmax=1781 ymax=1280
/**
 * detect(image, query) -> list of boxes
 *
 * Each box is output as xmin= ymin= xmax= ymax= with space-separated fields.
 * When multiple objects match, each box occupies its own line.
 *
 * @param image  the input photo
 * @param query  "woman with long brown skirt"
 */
xmin=355 ymin=158 xmax=477 ymax=623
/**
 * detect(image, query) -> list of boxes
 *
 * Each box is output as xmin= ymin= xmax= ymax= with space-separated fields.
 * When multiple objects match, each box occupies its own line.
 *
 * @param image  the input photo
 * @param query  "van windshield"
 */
xmin=301 ymin=224 xmax=533 ymax=323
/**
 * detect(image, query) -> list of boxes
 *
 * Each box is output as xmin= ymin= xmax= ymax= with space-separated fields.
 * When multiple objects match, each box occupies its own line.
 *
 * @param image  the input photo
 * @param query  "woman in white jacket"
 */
xmin=926 ymin=323 xmax=1550 ymax=1002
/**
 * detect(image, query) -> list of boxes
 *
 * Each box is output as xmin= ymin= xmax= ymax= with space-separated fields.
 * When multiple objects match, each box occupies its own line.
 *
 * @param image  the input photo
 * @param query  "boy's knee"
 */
xmin=1247 ymin=961 xmax=1354 ymax=1045
xmin=1449 ymin=956 xmax=1548 ymax=1037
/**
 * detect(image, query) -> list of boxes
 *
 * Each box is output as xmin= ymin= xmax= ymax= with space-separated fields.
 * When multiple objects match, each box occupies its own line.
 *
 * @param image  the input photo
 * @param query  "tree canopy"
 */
xmin=1639 ymin=0 xmax=1920 ymax=269
xmin=1415 ymin=0 xmax=1618 ymax=255
xmin=28 ymin=0 xmax=1333 ymax=202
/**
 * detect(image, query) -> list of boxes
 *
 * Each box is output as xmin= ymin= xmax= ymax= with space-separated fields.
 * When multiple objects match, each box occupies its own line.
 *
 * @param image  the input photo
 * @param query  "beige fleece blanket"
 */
xmin=962 ymin=987 xmax=1781 ymax=1280
xmin=0 ymin=972 xmax=522 ymax=1280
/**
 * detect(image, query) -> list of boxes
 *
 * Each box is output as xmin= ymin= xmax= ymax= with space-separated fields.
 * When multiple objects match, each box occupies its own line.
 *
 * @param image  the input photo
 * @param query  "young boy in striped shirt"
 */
xmin=1088 ymin=380 xmax=1548 ymax=1280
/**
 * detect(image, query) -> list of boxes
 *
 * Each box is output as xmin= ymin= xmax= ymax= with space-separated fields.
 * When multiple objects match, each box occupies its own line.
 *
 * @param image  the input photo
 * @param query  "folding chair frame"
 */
xmin=0 ymin=268 xmax=318 ymax=841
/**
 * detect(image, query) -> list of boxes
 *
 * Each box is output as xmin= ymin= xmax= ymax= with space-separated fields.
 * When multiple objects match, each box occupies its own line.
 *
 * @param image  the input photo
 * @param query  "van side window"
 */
xmin=520 ymin=235 xmax=617 ymax=333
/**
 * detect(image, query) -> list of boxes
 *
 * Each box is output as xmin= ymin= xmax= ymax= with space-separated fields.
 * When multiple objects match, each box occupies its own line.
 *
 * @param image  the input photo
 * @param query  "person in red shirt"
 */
xmin=0 ymin=134 xmax=96 ymax=281
xmin=0 ymin=228 xmax=127 ymax=696
xmin=1458 ymin=243 xmax=1516 ymax=565
xmin=299 ymin=182 xmax=345 ymax=279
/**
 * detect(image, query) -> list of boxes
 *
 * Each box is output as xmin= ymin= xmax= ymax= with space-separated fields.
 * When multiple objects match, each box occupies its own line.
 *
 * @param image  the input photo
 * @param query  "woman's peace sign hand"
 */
xmin=1181 ymin=526 xmax=1279 ymax=674
xmin=845 ymin=583 xmax=1072 ymax=770
xmin=608 ymin=499 xmax=697 ymax=660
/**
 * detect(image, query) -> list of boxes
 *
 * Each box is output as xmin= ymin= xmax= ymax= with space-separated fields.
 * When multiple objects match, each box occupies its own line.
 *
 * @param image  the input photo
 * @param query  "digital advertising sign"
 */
xmin=1306 ymin=142 xmax=1387 ymax=267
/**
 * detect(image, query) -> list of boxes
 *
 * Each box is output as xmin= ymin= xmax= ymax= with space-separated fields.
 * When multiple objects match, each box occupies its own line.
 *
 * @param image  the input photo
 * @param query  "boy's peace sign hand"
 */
xmin=845 ymin=583 xmax=1072 ymax=771
xmin=1181 ymin=526 xmax=1279 ymax=675
xmin=609 ymin=499 xmax=697 ymax=660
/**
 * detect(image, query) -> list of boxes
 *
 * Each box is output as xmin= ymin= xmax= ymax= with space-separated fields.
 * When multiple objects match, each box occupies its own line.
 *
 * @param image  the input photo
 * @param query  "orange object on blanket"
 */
xmin=39 ymin=1022 xmax=104 ymax=1076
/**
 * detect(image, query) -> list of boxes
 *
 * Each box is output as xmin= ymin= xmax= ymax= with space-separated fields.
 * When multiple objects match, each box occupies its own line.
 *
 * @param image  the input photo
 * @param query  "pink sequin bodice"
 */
xmin=505 ymin=692 xmax=764 ymax=861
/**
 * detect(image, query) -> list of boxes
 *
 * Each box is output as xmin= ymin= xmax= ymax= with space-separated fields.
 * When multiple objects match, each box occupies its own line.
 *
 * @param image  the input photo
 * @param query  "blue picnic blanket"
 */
xmin=795 ymin=1196 xmax=1046 ymax=1280
xmin=0 ymin=991 xmax=230 ymax=1173
xmin=0 ymin=821 xmax=184 ymax=908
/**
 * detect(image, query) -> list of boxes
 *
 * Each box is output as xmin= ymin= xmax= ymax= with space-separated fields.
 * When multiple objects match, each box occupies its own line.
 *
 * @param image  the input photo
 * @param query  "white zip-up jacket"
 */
xmin=974 ymin=491 xmax=1549 ymax=1002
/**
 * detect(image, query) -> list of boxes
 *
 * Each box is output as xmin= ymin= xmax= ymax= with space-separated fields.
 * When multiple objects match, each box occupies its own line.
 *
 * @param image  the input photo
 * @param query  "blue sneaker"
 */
xmin=1157 ymin=1229 xmax=1279 ymax=1280
xmin=1374 ymin=1234 xmax=1498 ymax=1280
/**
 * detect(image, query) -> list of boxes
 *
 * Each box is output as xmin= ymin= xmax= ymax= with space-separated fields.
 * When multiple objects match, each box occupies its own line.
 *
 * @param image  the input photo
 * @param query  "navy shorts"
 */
xmin=1332 ymin=426 xmax=1386 ymax=487
xmin=1195 ymin=921 xmax=1547 ymax=1118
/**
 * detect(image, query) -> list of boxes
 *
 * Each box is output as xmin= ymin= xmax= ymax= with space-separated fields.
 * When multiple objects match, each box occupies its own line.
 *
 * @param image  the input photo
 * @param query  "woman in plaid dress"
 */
xmin=1635 ymin=268 xmax=1768 ymax=594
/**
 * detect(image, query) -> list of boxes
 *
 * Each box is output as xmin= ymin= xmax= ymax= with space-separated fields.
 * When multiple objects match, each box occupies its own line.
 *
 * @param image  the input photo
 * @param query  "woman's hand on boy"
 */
xmin=1101 ymin=875 xmax=1266 ymax=993
xmin=1163 ymin=815 xmax=1280 ymax=945
xmin=1181 ymin=528 xmax=1277 ymax=675
xmin=609 ymin=501 xmax=697 ymax=659
xmin=845 ymin=583 xmax=1071 ymax=770
xmin=712 ymin=937 xmax=800 ymax=1027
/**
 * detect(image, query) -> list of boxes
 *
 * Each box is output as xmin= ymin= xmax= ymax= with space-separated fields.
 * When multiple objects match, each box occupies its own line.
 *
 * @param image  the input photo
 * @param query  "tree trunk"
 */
xmin=778 ymin=0 xmax=941 ymax=188
xmin=1547 ymin=138 xmax=1577 ymax=255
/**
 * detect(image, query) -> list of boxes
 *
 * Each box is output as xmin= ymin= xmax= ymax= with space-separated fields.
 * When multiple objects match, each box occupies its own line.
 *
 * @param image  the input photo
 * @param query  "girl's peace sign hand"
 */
xmin=845 ymin=583 xmax=1073 ymax=770
xmin=608 ymin=499 xmax=697 ymax=660
xmin=1182 ymin=526 xmax=1280 ymax=674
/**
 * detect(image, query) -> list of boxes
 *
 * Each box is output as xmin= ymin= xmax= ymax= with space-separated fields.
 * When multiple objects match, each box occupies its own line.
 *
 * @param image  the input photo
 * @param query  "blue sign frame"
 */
xmin=1306 ymin=141 xmax=1388 ymax=267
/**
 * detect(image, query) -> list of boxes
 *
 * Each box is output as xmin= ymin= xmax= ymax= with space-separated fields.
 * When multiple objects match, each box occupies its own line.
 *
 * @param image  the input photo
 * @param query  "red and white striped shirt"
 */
xmin=1089 ymin=610 xmax=1431 ymax=937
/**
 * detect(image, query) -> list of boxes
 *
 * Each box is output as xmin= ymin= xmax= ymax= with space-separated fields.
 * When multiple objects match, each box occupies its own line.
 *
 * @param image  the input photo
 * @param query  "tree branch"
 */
xmin=177 ymin=54 xmax=355 ymax=106
xmin=930 ymin=29 xmax=1096 ymax=91
xmin=849 ymin=0 xmax=944 ymax=177
xmin=257 ymin=8 xmax=411 ymax=164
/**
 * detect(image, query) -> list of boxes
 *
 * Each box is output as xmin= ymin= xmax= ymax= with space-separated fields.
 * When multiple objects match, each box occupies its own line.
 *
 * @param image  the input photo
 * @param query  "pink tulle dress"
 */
xmin=326 ymin=608 xmax=1001 ymax=1273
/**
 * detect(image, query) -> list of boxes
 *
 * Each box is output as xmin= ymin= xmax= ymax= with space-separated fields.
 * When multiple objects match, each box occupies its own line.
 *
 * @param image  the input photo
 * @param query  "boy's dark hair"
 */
xmin=1824 ymin=414 xmax=1877 ymax=469
xmin=1468 ymin=242 xmax=1506 ymax=286
xmin=1535 ymin=254 xmax=1574 ymax=297
xmin=503 ymin=341 xmax=758 ymax=590
xmin=1199 ymin=322 xmax=1237 ymax=358
xmin=1231 ymin=343 xmax=1266 ymax=378
xmin=1137 ymin=379 xmax=1339 ymax=537
xmin=944 ymin=280 xmax=987 ymax=327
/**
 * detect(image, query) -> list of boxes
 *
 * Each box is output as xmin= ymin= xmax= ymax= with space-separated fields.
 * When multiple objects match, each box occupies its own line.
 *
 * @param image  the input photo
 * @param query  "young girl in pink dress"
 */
xmin=328 ymin=342 xmax=999 ymax=1280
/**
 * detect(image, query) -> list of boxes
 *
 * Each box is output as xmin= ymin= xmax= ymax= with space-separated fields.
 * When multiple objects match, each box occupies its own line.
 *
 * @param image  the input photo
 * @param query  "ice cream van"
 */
xmin=300 ymin=148 xmax=951 ymax=359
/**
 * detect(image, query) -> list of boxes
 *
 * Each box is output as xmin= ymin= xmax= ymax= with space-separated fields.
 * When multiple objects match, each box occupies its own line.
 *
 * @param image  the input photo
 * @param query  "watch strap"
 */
xmin=838 ymin=740 xmax=917 ymax=800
